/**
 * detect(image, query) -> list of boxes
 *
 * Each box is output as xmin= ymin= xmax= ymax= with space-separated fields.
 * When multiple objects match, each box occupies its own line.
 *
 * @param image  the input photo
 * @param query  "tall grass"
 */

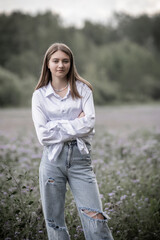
xmin=0 ymin=106 xmax=160 ymax=239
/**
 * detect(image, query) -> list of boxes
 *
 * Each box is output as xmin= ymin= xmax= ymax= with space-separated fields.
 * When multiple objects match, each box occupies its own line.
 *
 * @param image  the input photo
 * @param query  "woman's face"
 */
xmin=48 ymin=50 xmax=71 ymax=80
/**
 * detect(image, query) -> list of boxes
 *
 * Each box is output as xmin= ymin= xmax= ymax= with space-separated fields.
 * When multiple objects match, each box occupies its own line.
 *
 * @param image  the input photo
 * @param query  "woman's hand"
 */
xmin=78 ymin=111 xmax=85 ymax=118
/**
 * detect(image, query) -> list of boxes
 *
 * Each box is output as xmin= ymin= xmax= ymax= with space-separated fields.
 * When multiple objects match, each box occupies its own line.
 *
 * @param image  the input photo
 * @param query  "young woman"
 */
xmin=32 ymin=43 xmax=114 ymax=240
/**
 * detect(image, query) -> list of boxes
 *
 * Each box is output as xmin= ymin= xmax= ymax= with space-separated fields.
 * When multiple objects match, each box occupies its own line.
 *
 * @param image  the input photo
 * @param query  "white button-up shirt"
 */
xmin=32 ymin=80 xmax=95 ymax=162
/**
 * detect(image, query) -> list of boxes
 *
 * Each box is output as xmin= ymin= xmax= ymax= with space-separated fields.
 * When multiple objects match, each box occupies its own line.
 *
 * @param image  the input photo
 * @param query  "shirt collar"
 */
xmin=45 ymin=80 xmax=71 ymax=99
xmin=45 ymin=81 xmax=54 ymax=97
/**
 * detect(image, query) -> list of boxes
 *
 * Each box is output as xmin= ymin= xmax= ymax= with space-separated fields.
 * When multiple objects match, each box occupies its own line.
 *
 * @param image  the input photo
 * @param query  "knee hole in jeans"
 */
xmin=83 ymin=209 xmax=105 ymax=220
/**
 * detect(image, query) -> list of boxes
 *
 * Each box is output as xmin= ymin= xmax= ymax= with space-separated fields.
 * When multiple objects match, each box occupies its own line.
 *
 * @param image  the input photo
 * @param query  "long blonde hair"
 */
xmin=35 ymin=43 xmax=92 ymax=98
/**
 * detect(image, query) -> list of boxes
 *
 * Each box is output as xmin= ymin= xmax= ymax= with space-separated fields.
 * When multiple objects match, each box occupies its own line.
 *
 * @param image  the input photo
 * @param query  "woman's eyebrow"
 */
xmin=52 ymin=58 xmax=69 ymax=60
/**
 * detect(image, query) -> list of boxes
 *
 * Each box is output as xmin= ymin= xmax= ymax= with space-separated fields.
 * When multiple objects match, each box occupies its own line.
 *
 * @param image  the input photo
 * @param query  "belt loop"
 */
xmin=66 ymin=140 xmax=77 ymax=146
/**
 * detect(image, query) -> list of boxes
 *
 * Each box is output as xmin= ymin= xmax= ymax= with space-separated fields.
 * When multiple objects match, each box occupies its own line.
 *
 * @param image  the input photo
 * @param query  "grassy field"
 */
xmin=0 ymin=104 xmax=160 ymax=240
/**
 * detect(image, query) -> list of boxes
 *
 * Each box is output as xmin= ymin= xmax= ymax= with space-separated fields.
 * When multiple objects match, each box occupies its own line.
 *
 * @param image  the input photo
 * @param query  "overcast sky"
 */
xmin=0 ymin=0 xmax=160 ymax=27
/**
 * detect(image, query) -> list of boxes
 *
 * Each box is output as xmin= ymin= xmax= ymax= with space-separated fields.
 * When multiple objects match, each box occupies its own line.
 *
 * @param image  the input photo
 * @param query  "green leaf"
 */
xmin=12 ymin=191 xmax=17 ymax=195
xmin=7 ymin=177 xmax=12 ymax=181
xmin=15 ymin=209 xmax=20 ymax=214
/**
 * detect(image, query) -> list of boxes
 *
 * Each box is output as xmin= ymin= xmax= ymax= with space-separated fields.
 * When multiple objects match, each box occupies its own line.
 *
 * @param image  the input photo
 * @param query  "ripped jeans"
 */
xmin=39 ymin=140 xmax=114 ymax=240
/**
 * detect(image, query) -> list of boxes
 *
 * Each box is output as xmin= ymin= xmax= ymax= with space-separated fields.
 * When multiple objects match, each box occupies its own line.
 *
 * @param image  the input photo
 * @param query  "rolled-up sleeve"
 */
xmin=32 ymin=92 xmax=62 ymax=145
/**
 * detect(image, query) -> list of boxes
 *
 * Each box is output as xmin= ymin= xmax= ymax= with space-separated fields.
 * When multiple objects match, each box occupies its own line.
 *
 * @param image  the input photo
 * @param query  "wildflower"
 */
xmin=100 ymin=194 xmax=104 ymax=199
xmin=120 ymin=195 xmax=127 ymax=201
xmin=132 ymin=179 xmax=140 ymax=183
xmin=116 ymin=201 xmax=122 ymax=205
xmin=108 ymin=192 xmax=115 ymax=197
xmin=76 ymin=225 xmax=83 ymax=233
xmin=116 ymin=186 xmax=121 ymax=190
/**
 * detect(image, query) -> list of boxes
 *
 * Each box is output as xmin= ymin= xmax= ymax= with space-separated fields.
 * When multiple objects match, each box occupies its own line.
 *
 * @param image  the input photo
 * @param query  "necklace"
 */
xmin=53 ymin=83 xmax=68 ymax=92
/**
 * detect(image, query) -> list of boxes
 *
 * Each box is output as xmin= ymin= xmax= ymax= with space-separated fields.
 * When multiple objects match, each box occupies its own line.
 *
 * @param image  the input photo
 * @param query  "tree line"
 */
xmin=0 ymin=11 xmax=160 ymax=106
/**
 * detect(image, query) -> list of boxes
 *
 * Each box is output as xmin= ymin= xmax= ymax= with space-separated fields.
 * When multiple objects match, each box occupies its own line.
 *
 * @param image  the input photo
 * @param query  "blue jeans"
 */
xmin=39 ymin=140 xmax=114 ymax=240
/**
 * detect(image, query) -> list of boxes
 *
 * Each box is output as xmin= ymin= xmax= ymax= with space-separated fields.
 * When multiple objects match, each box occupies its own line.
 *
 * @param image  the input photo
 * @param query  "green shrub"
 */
xmin=0 ymin=67 xmax=36 ymax=107
xmin=0 ymin=67 xmax=22 ymax=107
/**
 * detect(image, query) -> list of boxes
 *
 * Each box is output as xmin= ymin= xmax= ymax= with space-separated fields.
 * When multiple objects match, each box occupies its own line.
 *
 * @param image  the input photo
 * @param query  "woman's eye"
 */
xmin=51 ymin=59 xmax=69 ymax=64
xmin=63 ymin=60 xmax=69 ymax=63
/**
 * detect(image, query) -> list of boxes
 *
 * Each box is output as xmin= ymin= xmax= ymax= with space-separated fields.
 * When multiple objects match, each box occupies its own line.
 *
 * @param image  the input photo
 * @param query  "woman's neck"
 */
xmin=51 ymin=77 xmax=68 ymax=90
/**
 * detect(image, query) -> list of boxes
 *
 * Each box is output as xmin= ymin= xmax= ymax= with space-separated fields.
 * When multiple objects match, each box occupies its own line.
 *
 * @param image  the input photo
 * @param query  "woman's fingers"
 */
xmin=78 ymin=111 xmax=85 ymax=118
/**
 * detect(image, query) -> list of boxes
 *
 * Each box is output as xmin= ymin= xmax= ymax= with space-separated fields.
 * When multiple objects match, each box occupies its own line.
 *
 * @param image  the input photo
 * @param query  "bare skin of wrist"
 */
xmin=78 ymin=111 xmax=85 ymax=118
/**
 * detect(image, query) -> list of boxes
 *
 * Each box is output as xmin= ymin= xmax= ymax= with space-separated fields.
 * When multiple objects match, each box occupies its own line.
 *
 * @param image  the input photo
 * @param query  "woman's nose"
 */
xmin=58 ymin=61 xmax=63 ymax=67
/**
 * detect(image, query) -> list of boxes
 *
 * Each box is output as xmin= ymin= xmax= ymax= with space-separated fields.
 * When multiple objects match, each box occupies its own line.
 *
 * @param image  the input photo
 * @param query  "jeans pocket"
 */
xmin=71 ymin=145 xmax=91 ymax=166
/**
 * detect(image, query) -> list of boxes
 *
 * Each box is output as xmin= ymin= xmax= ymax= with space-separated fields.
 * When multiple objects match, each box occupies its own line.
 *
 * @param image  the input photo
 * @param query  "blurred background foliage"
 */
xmin=0 ymin=11 xmax=160 ymax=106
